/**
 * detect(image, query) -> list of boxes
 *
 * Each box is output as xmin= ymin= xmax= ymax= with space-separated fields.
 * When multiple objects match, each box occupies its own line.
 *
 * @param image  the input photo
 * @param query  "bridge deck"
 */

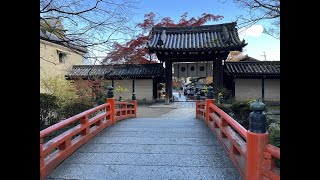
xmin=46 ymin=107 xmax=241 ymax=180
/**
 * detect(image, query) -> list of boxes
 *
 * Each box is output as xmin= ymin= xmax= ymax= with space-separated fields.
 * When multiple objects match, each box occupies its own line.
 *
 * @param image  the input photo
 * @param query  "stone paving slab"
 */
xmin=77 ymin=143 xmax=223 ymax=155
xmin=47 ymin=164 xmax=241 ymax=180
xmin=46 ymin=104 xmax=241 ymax=180
xmin=112 ymin=117 xmax=198 ymax=124
xmin=159 ymin=107 xmax=195 ymax=118
xmin=137 ymin=101 xmax=195 ymax=118
xmin=102 ymin=127 xmax=210 ymax=133
xmin=62 ymin=152 xmax=233 ymax=167
xmin=137 ymin=107 xmax=175 ymax=118
xmin=95 ymin=130 xmax=212 ymax=138
xmin=89 ymin=136 xmax=220 ymax=146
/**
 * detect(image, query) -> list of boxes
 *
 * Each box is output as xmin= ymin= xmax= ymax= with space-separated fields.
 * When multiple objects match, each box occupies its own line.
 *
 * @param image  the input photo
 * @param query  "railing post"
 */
xmin=132 ymin=93 xmax=137 ymax=118
xmin=205 ymin=86 xmax=215 ymax=125
xmin=246 ymin=99 xmax=269 ymax=180
xmin=40 ymin=138 xmax=44 ymax=168
xmin=80 ymin=115 xmax=89 ymax=135
xmin=40 ymin=138 xmax=45 ymax=180
xmin=107 ymin=86 xmax=115 ymax=125
xmin=58 ymin=139 xmax=71 ymax=150
xmin=220 ymin=117 xmax=228 ymax=137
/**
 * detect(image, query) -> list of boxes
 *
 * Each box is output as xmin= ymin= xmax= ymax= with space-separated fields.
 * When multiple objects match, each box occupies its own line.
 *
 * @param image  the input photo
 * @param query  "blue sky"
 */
xmin=130 ymin=0 xmax=280 ymax=61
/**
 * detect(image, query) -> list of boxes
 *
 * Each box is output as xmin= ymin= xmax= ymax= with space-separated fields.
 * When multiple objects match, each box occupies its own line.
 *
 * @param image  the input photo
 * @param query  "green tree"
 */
xmin=40 ymin=75 xmax=78 ymax=107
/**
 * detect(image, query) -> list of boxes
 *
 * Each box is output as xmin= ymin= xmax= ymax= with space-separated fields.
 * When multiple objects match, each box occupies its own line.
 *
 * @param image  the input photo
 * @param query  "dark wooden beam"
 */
xmin=156 ymin=52 xmax=229 ymax=62
xmin=164 ymin=59 xmax=172 ymax=104
xmin=213 ymin=54 xmax=228 ymax=97
xmin=153 ymin=78 xmax=157 ymax=100
xmin=132 ymin=79 xmax=135 ymax=93
xmin=150 ymin=46 xmax=243 ymax=54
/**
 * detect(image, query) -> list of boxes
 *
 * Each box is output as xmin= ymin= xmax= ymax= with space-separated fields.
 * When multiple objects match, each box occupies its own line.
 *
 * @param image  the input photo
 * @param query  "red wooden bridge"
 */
xmin=40 ymin=96 xmax=280 ymax=180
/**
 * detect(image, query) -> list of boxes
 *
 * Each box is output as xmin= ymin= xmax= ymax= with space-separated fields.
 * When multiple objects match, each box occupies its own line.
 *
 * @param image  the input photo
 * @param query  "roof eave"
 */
xmin=149 ymin=44 xmax=246 ymax=53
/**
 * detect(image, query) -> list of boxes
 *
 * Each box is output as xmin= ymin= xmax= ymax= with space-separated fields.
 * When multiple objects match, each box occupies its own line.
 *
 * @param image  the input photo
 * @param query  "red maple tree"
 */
xmin=103 ymin=12 xmax=223 ymax=64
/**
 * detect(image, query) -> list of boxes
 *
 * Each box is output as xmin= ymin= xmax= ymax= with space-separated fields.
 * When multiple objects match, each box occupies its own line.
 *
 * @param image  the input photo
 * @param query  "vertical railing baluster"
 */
xmin=205 ymin=100 xmax=214 ymax=124
xmin=80 ymin=115 xmax=89 ymax=136
xmin=58 ymin=139 xmax=71 ymax=150
xmin=40 ymin=137 xmax=45 ymax=180
xmin=40 ymin=138 xmax=44 ymax=169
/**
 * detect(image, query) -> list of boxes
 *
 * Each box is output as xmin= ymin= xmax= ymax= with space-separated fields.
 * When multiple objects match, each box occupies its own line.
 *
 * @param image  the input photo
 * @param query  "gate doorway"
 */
xmin=148 ymin=22 xmax=247 ymax=104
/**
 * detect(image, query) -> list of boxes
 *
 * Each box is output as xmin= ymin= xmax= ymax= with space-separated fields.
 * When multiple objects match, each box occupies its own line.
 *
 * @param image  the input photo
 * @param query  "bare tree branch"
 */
xmin=41 ymin=0 xmax=54 ymax=11
xmin=253 ymin=0 xmax=280 ymax=14
xmin=41 ymin=0 xmax=102 ymax=15
xmin=228 ymin=0 xmax=280 ymax=39
xmin=40 ymin=0 xmax=138 ymax=62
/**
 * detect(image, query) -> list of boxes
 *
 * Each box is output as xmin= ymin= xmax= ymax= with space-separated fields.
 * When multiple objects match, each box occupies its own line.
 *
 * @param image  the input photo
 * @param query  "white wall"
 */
xmin=40 ymin=39 xmax=85 ymax=93
xmin=235 ymin=79 xmax=262 ymax=101
xmin=264 ymin=79 xmax=280 ymax=101
xmin=73 ymin=79 xmax=154 ymax=101
xmin=135 ymin=79 xmax=153 ymax=101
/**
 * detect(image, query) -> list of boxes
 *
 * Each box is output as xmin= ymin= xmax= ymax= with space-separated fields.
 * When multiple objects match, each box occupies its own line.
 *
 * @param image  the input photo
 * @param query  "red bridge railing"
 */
xmin=196 ymin=99 xmax=280 ymax=180
xmin=40 ymin=97 xmax=137 ymax=179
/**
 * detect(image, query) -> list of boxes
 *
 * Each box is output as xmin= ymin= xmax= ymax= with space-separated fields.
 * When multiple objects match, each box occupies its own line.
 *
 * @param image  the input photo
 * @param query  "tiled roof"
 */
xmin=40 ymin=30 xmax=88 ymax=53
xmin=149 ymin=22 xmax=246 ymax=51
xmin=224 ymin=61 xmax=280 ymax=77
xmin=66 ymin=63 xmax=164 ymax=79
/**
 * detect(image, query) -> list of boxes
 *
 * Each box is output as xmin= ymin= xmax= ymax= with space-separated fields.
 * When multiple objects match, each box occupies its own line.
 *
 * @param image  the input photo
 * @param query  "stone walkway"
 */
xmin=46 ymin=102 xmax=240 ymax=180
xmin=137 ymin=101 xmax=195 ymax=118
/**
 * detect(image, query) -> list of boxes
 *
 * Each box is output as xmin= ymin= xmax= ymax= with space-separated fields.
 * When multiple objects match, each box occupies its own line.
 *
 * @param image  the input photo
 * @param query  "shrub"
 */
xmin=40 ymin=93 xmax=60 ymax=130
xmin=218 ymin=100 xmax=280 ymax=167
xmin=217 ymin=87 xmax=232 ymax=101
xmin=228 ymin=101 xmax=252 ymax=129
xmin=40 ymin=75 xmax=78 ymax=107
xmin=217 ymin=103 xmax=232 ymax=114
xmin=268 ymin=123 xmax=280 ymax=148
xmin=218 ymin=99 xmax=275 ymax=129
xmin=58 ymin=98 xmax=95 ymax=119
xmin=94 ymin=93 xmax=108 ymax=105
xmin=267 ymin=115 xmax=280 ymax=127
xmin=268 ymin=123 xmax=280 ymax=167
xmin=114 ymin=86 xmax=129 ymax=94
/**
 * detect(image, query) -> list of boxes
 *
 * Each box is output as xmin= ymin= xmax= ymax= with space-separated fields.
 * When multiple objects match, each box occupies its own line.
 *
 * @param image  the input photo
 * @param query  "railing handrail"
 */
xmin=209 ymin=103 xmax=248 ymax=140
xmin=265 ymin=144 xmax=280 ymax=159
xmin=41 ymin=98 xmax=137 ymax=179
xmin=40 ymin=103 xmax=109 ymax=138
xmin=196 ymin=99 xmax=280 ymax=180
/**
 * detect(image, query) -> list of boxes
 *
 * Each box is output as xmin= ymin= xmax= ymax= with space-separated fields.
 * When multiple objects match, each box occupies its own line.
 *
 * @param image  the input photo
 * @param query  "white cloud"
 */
xmin=239 ymin=25 xmax=264 ymax=40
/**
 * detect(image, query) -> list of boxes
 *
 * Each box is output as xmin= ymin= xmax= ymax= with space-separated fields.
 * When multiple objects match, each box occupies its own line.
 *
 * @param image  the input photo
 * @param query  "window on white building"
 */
xmin=57 ymin=50 xmax=67 ymax=63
